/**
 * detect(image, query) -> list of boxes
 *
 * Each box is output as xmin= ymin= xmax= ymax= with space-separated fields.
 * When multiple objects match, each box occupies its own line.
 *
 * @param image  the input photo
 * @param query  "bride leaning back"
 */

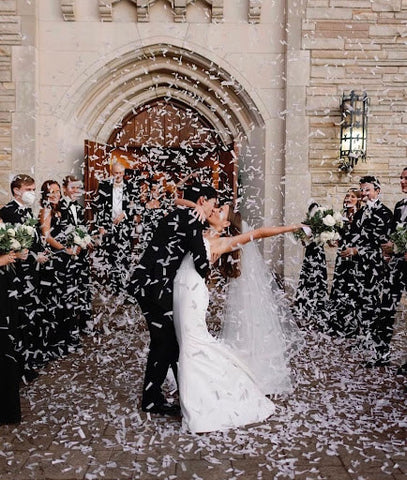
xmin=173 ymin=204 xmax=303 ymax=433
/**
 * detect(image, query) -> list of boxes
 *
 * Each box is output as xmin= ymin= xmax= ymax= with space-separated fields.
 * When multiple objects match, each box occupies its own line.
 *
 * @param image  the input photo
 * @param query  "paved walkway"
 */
xmin=1 ymin=299 xmax=406 ymax=480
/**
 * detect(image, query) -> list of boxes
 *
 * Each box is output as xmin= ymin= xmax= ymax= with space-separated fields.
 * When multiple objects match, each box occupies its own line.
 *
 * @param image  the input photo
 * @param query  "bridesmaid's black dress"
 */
xmin=328 ymin=217 xmax=359 ymax=336
xmin=40 ymin=213 xmax=76 ymax=356
xmin=0 ymin=263 xmax=21 ymax=424
xmin=293 ymin=241 xmax=328 ymax=328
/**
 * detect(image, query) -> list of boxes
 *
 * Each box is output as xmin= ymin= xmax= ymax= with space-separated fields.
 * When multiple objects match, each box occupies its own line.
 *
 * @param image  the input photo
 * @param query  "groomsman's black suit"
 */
xmin=60 ymin=197 xmax=92 ymax=333
xmin=0 ymin=200 xmax=45 ymax=374
xmin=128 ymin=206 xmax=210 ymax=412
xmin=347 ymin=200 xmax=393 ymax=346
xmin=374 ymin=198 xmax=407 ymax=363
xmin=93 ymin=178 xmax=137 ymax=293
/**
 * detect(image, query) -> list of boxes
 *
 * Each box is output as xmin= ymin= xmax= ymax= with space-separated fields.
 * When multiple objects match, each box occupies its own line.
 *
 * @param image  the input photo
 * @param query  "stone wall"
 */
xmin=0 ymin=0 xmax=21 ymax=201
xmin=304 ymin=0 xmax=407 ymax=211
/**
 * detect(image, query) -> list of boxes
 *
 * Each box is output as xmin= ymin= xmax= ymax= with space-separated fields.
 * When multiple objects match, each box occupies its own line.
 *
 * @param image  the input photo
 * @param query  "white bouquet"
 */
xmin=0 ymin=220 xmax=37 ymax=252
xmin=66 ymin=225 xmax=92 ymax=249
xmin=294 ymin=205 xmax=343 ymax=246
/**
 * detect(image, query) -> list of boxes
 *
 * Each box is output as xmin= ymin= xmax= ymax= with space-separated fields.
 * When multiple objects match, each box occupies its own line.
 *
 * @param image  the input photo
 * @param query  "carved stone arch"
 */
xmin=58 ymin=43 xmax=266 ymax=220
xmin=61 ymin=44 xmax=263 ymax=141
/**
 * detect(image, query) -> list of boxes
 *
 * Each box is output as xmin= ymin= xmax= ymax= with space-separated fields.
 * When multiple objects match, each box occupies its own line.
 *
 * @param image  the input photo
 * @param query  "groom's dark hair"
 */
xmin=184 ymin=182 xmax=217 ymax=203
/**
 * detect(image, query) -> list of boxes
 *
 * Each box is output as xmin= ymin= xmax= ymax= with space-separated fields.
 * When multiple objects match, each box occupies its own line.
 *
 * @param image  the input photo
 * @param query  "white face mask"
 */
xmin=21 ymin=191 xmax=36 ymax=206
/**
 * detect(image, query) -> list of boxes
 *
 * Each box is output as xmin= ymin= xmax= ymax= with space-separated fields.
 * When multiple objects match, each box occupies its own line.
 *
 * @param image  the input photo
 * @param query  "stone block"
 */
xmin=369 ymin=25 xmax=407 ymax=37
xmin=0 ymin=1 xmax=16 ymax=15
xmin=306 ymin=7 xmax=353 ymax=20
xmin=287 ymin=50 xmax=310 ymax=86
xmin=372 ymin=0 xmax=402 ymax=12
xmin=303 ymin=37 xmax=345 ymax=50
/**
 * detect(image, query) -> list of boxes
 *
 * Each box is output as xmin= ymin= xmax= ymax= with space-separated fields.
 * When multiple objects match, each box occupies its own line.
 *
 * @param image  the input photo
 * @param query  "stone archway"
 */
xmin=60 ymin=43 xmax=267 ymax=222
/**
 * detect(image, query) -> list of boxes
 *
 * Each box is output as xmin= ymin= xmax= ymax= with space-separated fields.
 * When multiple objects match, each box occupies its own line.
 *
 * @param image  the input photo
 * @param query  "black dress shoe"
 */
xmin=142 ymin=403 xmax=181 ymax=416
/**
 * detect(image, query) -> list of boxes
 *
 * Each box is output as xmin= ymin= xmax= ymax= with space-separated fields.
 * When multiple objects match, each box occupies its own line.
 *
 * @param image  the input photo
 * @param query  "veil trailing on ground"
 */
xmin=220 ymin=221 xmax=304 ymax=395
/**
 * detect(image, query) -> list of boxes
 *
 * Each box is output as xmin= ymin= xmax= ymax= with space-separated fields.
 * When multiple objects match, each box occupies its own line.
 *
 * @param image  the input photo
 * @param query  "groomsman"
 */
xmin=93 ymin=162 xmax=138 ymax=294
xmin=340 ymin=176 xmax=393 ymax=358
xmin=60 ymin=175 xmax=92 ymax=334
xmin=0 ymin=174 xmax=48 ymax=380
xmin=372 ymin=168 xmax=407 ymax=367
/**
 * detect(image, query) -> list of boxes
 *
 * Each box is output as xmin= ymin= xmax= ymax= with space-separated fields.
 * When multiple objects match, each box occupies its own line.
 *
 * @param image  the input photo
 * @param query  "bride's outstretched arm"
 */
xmin=214 ymin=224 xmax=302 ymax=256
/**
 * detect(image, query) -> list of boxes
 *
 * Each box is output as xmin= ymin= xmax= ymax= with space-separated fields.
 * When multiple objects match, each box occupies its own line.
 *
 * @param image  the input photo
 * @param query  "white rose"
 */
xmin=7 ymin=228 xmax=16 ymax=237
xmin=73 ymin=235 xmax=82 ymax=245
xmin=84 ymin=235 xmax=92 ymax=245
xmin=333 ymin=231 xmax=341 ymax=241
xmin=322 ymin=214 xmax=336 ymax=227
xmin=10 ymin=239 xmax=21 ymax=250
xmin=24 ymin=225 xmax=35 ymax=235
xmin=320 ymin=231 xmax=337 ymax=244
xmin=318 ymin=232 xmax=330 ymax=244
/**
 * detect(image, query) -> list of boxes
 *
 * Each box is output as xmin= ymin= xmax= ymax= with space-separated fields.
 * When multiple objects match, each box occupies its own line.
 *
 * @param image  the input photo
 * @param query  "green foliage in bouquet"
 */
xmin=0 ymin=223 xmax=15 ymax=253
xmin=390 ymin=223 xmax=407 ymax=255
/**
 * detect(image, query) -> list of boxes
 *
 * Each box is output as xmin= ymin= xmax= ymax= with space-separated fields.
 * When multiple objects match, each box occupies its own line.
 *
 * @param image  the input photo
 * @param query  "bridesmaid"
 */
xmin=0 ymin=250 xmax=21 ymax=425
xmin=292 ymin=202 xmax=329 ymax=329
xmin=328 ymin=188 xmax=362 ymax=336
xmin=39 ymin=180 xmax=78 ymax=357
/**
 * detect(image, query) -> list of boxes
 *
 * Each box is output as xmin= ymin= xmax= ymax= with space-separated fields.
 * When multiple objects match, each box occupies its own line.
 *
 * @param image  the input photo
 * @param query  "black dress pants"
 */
xmin=374 ymin=256 xmax=406 ymax=360
xmin=136 ymin=293 xmax=179 ymax=410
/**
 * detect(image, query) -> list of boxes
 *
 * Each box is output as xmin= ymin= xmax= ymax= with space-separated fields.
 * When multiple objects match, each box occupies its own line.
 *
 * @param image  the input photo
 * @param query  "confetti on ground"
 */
xmin=0 ymin=294 xmax=405 ymax=480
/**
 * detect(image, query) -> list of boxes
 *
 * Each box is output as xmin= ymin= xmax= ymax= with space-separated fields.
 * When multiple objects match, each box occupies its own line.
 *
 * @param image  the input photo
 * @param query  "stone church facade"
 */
xmin=1 ymin=0 xmax=406 ymax=283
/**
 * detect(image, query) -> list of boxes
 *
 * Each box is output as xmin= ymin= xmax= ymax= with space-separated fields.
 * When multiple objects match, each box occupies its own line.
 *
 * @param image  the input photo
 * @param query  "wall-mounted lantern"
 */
xmin=339 ymin=91 xmax=368 ymax=172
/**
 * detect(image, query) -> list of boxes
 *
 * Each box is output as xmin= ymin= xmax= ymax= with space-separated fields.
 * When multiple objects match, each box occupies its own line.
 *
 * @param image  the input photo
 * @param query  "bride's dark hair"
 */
xmin=217 ymin=205 xmax=242 ymax=279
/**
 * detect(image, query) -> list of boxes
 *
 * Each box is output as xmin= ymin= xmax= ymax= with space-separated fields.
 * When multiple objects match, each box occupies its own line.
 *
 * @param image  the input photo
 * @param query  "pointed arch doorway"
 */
xmin=84 ymin=98 xmax=238 ymax=218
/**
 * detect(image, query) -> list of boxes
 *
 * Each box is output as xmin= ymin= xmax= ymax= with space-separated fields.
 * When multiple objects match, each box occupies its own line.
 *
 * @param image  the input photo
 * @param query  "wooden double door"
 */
xmin=83 ymin=100 xmax=238 ymax=219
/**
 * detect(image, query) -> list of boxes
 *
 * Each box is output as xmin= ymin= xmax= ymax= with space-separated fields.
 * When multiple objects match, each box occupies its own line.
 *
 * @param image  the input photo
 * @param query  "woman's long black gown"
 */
xmin=293 ymin=241 xmax=328 ymax=328
xmin=0 ymin=263 xmax=21 ymax=424
xmin=40 ymin=213 xmax=76 ymax=357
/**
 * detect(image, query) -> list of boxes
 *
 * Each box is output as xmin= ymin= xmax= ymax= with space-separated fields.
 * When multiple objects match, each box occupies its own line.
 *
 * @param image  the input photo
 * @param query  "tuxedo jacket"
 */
xmin=392 ymin=198 xmax=407 ymax=228
xmin=93 ymin=179 xmax=136 ymax=231
xmin=60 ymin=197 xmax=85 ymax=228
xmin=128 ymin=207 xmax=209 ymax=313
xmin=349 ymin=200 xmax=393 ymax=266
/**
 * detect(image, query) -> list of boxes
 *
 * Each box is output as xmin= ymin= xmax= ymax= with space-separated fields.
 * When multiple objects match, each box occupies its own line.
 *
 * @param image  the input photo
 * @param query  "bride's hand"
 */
xmin=211 ymin=251 xmax=220 ymax=263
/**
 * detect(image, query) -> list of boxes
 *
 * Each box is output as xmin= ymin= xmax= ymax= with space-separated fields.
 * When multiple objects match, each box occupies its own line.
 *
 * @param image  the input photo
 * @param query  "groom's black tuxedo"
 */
xmin=129 ymin=206 xmax=209 ymax=313
xmin=128 ymin=206 xmax=210 ymax=411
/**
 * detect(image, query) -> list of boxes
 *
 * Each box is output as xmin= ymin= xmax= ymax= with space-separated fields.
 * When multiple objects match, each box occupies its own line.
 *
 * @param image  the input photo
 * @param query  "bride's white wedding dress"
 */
xmin=173 ymin=239 xmax=275 ymax=434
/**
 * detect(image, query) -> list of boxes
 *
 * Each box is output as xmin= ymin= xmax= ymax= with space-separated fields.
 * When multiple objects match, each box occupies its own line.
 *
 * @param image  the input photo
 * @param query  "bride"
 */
xmin=173 ymin=204 xmax=302 ymax=433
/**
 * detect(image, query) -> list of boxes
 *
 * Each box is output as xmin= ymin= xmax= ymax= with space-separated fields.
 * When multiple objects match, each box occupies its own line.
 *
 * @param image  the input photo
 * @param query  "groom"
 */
xmin=128 ymin=184 xmax=217 ymax=415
